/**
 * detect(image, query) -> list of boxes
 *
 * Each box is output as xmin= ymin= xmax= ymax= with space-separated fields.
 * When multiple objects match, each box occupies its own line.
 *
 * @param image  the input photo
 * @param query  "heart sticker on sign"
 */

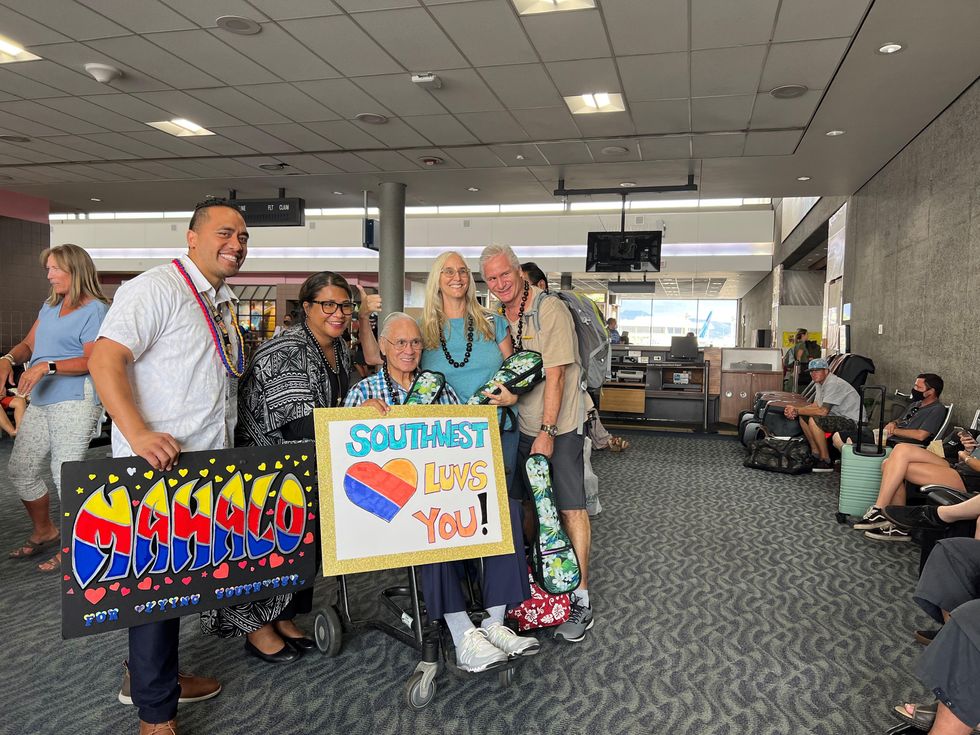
xmin=344 ymin=459 xmax=418 ymax=523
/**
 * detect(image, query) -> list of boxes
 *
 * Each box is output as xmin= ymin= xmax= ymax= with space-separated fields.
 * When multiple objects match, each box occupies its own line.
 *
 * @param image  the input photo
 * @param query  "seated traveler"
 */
xmin=855 ymin=430 xmax=980 ymax=542
xmin=781 ymin=358 xmax=860 ymax=472
xmin=344 ymin=313 xmax=537 ymax=672
xmin=833 ymin=373 xmax=946 ymax=450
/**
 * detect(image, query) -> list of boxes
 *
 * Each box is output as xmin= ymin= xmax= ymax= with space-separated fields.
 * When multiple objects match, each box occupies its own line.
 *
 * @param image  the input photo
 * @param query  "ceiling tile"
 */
xmin=255 ymin=123 xmax=337 ymax=151
xmin=315 ymin=152 xmax=380 ymax=172
xmin=601 ymin=0 xmax=688 ymax=55
xmin=760 ymin=39 xmax=849 ymax=91
xmin=356 ymin=150 xmax=417 ymax=171
xmin=186 ymin=88 xmax=290 ymax=125
xmin=586 ymin=139 xmax=641 ymax=162
xmin=43 ymin=134 xmax=134 ymax=159
xmin=521 ymin=11 xmax=610 ymax=63
xmin=0 ymin=0 xmax=129 ymax=40
xmin=774 ymin=0 xmax=871 ymax=42
xmin=744 ymin=129 xmax=802 ymax=155
xmin=571 ymin=111 xmax=635 ymax=138
xmin=0 ymin=142 xmax=59 ymax=162
xmin=691 ymin=95 xmax=755 ymax=132
xmin=510 ymin=107 xmax=581 ymax=140
xmin=237 ymin=84 xmax=341 ymax=123
xmin=5 ymin=60 xmax=118 ymax=96
xmin=83 ymin=132 xmax=175 ymax=158
xmin=691 ymin=45 xmax=767 ymax=97
xmin=454 ymin=111 xmax=528 ymax=143
xmin=630 ymin=99 xmax=690 ymax=134
xmin=156 ymin=0 xmax=271 ymax=26
xmin=13 ymin=137 xmax=92 ymax=161
xmin=353 ymin=74 xmax=446 ymax=116
xmin=25 ymin=42 xmax=171 ymax=94
xmin=335 ymin=0 xmax=419 ymax=9
xmin=176 ymin=134 xmax=260 ymax=156
xmin=0 ymin=6 xmax=69 ymax=45
xmin=692 ymin=133 xmax=745 ymax=158
xmin=537 ymin=142 xmax=592 ymax=165
xmin=58 ymin=162 xmax=128 ymax=180
xmin=479 ymin=64 xmax=563 ymax=109
xmin=303 ymin=120 xmax=384 ymax=149
xmin=638 ymin=136 xmax=691 ymax=160
xmin=86 ymin=36 xmax=223 ymax=88
xmin=351 ymin=117 xmax=430 ymax=147
xmin=0 ymin=68 xmax=67 ymax=99
xmin=206 ymin=24 xmax=341 ymax=82
xmin=428 ymin=0 xmax=538 ymax=67
xmin=545 ymin=59 xmax=620 ymax=97
xmin=38 ymin=98 xmax=148 ymax=132
xmin=749 ymin=91 xmax=820 ymax=128
xmin=691 ymin=0 xmax=779 ymax=50
xmin=82 ymin=94 xmax=171 ymax=123
xmin=244 ymin=0 xmax=342 ymax=20
xmin=489 ymin=143 xmax=547 ymax=166
xmin=0 ymin=100 xmax=107 ymax=134
xmin=402 ymin=114 xmax=479 ymax=145
xmin=189 ymin=158 xmax=265 ymax=177
xmin=279 ymin=16 xmax=403 ymax=77
xmin=205 ymin=126 xmax=297 ymax=154
xmin=147 ymin=30 xmax=280 ymax=86
xmin=354 ymin=8 xmax=468 ymax=69
xmin=273 ymin=154 xmax=343 ymax=174
xmin=422 ymin=69 xmax=501 ymax=114
xmin=618 ymin=53 xmax=689 ymax=102
xmin=293 ymin=79 xmax=393 ymax=119
xmin=134 ymin=91 xmax=246 ymax=127
xmin=440 ymin=146 xmax=504 ymax=168
xmin=79 ymin=0 xmax=197 ymax=33
xmin=113 ymin=159 xmax=195 ymax=179
xmin=122 ymin=130 xmax=214 ymax=157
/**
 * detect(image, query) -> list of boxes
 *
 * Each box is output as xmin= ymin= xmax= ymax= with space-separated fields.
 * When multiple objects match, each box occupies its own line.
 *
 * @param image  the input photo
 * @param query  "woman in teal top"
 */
xmin=419 ymin=250 xmax=520 ymax=486
xmin=3 ymin=244 xmax=110 ymax=572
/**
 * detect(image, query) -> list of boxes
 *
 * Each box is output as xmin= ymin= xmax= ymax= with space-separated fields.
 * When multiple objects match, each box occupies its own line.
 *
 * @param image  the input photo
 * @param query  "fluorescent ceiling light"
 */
xmin=500 ymin=203 xmax=566 ymax=213
xmin=87 ymin=212 xmax=115 ymax=220
xmin=564 ymin=92 xmax=626 ymax=115
xmin=320 ymin=207 xmax=379 ymax=217
xmin=406 ymin=206 xmax=439 ymax=215
xmin=825 ymin=129 xmax=846 ymax=137
xmin=0 ymin=35 xmax=39 ymax=63
xmin=163 ymin=211 xmax=195 ymax=219
xmin=49 ymin=213 xmax=76 ymax=220
xmin=438 ymin=205 xmax=500 ymax=215
xmin=146 ymin=119 xmax=215 ymax=137
xmin=513 ymin=0 xmax=596 ymax=15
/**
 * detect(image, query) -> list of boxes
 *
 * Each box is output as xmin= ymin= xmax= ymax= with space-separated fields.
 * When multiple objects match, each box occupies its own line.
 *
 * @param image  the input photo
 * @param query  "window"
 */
xmin=618 ymin=299 xmax=738 ymax=347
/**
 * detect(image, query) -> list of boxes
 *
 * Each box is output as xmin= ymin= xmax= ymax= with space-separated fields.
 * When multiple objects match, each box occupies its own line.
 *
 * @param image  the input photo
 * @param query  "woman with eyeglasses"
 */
xmin=201 ymin=271 xmax=382 ymax=664
xmin=345 ymin=313 xmax=538 ymax=672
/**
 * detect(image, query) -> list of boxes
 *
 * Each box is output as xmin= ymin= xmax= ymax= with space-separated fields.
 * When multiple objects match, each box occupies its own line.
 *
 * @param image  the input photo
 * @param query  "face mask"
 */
xmin=911 ymin=388 xmax=925 ymax=401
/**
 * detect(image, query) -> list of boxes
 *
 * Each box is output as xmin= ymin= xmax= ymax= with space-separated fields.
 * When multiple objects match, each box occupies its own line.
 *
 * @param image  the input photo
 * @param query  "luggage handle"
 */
xmin=854 ymin=384 xmax=886 ymax=457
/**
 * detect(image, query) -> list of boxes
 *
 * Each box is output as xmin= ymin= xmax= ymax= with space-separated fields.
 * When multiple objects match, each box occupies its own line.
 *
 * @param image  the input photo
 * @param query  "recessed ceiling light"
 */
xmin=147 ymin=119 xmax=215 ymax=137
xmin=564 ymin=92 xmax=626 ymax=115
xmin=796 ymin=176 xmax=811 ymax=181
xmin=601 ymin=145 xmax=630 ymax=155
xmin=515 ymin=154 xmax=526 ymax=161
xmin=825 ymin=129 xmax=846 ymax=137
xmin=769 ymin=84 xmax=809 ymax=99
xmin=0 ymin=134 xmax=30 ymax=143
xmin=0 ymin=35 xmax=40 ymax=63
xmin=332 ymin=191 xmax=344 ymax=196
xmin=355 ymin=112 xmax=388 ymax=125
xmin=90 ymin=197 xmax=101 ymax=202
xmin=259 ymin=162 xmax=288 ymax=171
xmin=418 ymin=156 xmax=444 ymax=166
xmin=512 ymin=0 xmax=596 ymax=15
xmin=619 ymin=181 xmax=636 ymax=188
xmin=466 ymin=187 xmax=480 ymax=192
xmin=215 ymin=15 xmax=262 ymax=35
xmin=877 ymin=42 xmax=904 ymax=55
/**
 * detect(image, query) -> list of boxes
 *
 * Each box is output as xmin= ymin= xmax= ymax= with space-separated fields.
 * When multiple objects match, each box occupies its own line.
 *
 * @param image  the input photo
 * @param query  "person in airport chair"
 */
xmin=345 ymin=313 xmax=538 ymax=672
xmin=781 ymin=357 xmax=861 ymax=473
xmin=856 ymin=429 xmax=980 ymax=542
xmin=201 ymin=271 xmax=381 ymax=664
xmin=481 ymin=243 xmax=595 ymax=643
xmin=89 ymin=199 xmax=244 ymax=735
xmin=833 ymin=374 xmax=946 ymax=451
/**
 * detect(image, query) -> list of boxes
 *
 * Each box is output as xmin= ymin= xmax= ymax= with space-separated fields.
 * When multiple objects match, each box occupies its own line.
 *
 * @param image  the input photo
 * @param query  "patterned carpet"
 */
xmin=0 ymin=431 xmax=931 ymax=735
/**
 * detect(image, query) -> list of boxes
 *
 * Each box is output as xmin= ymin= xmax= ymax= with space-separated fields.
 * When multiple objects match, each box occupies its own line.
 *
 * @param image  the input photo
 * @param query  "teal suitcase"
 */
xmin=838 ymin=385 xmax=889 ymax=516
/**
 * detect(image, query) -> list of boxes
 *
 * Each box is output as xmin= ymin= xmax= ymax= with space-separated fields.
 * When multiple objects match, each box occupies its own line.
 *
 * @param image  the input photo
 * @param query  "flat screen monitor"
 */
xmin=586 ymin=230 xmax=662 ymax=272
xmin=668 ymin=334 xmax=699 ymax=362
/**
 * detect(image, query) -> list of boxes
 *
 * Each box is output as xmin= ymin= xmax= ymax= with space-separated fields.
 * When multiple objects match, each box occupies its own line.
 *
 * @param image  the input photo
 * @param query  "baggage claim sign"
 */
xmin=60 ymin=445 xmax=317 ymax=639
xmin=314 ymin=405 xmax=513 ymax=575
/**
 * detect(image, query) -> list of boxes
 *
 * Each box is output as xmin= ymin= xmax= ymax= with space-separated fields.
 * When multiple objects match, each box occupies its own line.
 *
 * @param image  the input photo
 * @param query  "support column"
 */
xmin=560 ymin=273 xmax=572 ymax=290
xmin=378 ymin=182 xmax=406 ymax=320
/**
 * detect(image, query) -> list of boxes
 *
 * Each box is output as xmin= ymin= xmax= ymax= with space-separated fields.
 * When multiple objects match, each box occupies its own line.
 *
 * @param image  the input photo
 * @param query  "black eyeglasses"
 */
xmin=309 ymin=300 xmax=355 ymax=315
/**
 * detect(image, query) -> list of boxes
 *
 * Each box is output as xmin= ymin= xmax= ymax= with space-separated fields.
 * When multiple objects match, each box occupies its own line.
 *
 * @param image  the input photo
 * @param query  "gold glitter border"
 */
xmin=314 ymin=405 xmax=514 ymax=576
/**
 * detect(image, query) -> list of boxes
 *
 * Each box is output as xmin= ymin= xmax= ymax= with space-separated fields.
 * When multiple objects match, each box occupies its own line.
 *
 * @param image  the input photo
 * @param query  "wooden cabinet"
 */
xmin=719 ymin=371 xmax=783 ymax=424
xmin=600 ymin=385 xmax=646 ymax=413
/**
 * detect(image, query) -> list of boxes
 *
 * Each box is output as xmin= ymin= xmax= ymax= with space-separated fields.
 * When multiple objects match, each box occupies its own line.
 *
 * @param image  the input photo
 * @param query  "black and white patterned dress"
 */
xmin=201 ymin=325 xmax=350 ymax=638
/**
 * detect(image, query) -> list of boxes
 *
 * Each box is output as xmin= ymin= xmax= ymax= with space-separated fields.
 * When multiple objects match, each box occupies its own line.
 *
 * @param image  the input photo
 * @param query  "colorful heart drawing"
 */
xmin=182 ymin=577 xmax=192 ymax=585
xmin=138 ymin=577 xmax=153 ymax=591
xmin=258 ymin=558 xmax=266 ymax=567
xmin=303 ymin=532 xmax=314 ymax=545
xmin=344 ymin=459 xmax=418 ymax=522
xmin=109 ymin=582 xmax=120 ymax=592
xmin=164 ymin=576 xmax=173 ymax=584
xmin=126 ymin=467 xmax=136 ymax=476
xmin=269 ymin=553 xmax=285 ymax=568
xmin=144 ymin=470 xmax=154 ymax=479
xmin=178 ymin=468 xmax=188 ymax=477
xmin=84 ymin=587 xmax=106 ymax=605
xmin=238 ymin=560 xmax=248 ymax=569
xmin=66 ymin=588 xmax=74 ymax=595
xmin=121 ymin=587 xmax=131 ymax=596
xmin=213 ymin=563 xmax=229 ymax=579
xmin=108 ymin=474 xmax=119 ymax=484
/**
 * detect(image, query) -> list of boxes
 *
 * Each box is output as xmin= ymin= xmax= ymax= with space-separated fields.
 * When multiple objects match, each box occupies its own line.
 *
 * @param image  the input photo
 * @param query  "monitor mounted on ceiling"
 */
xmin=586 ymin=230 xmax=662 ymax=272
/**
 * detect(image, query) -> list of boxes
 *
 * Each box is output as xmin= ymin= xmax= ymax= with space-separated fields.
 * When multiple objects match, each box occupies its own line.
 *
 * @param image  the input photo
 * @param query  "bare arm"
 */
xmin=0 ymin=319 xmax=38 ymax=387
xmin=356 ymin=285 xmax=383 ymax=366
xmin=529 ymin=363 xmax=567 ymax=458
xmin=887 ymin=425 xmax=931 ymax=442
xmin=89 ymin=337 xmax=181 ymax=470
xmin=17 ymin=341 xmax=97 ymax=397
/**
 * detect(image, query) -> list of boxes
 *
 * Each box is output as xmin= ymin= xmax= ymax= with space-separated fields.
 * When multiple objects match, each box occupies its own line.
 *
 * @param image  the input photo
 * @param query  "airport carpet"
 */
xmin=0 ymin=432 xmax=927 ymax=735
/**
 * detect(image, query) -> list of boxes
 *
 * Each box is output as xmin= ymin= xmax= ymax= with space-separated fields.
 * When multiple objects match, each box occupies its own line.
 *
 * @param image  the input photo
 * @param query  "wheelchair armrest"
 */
xmin=923 ymin=484 xmax=976 ymax=506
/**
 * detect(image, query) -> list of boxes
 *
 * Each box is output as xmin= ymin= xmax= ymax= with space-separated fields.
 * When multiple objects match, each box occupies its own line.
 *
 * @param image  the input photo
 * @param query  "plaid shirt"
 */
xmin=344 ymin=371 xmax=460 ymax=407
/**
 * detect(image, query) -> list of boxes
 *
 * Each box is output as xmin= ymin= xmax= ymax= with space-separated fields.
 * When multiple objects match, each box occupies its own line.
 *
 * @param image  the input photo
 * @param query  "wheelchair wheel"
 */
xmin=497 ymin=667 xmax=515 ymax=688
xmin=314 ymin=606 xmax=343 ymax=657
xmin=405 ymin=671 xmax=437 ymax=710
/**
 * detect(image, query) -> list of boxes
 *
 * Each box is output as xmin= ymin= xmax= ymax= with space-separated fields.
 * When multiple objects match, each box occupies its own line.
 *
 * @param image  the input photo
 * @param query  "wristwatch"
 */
xmin=46 ymin=361 xmax=57 ymax=375
xmin=540 ymin=423 xmax=558 ymax=437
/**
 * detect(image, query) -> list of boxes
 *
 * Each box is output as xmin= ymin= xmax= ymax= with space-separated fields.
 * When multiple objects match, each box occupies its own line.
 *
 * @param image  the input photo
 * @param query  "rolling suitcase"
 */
xmin=838 ymin=385 xmax=890 ymax=517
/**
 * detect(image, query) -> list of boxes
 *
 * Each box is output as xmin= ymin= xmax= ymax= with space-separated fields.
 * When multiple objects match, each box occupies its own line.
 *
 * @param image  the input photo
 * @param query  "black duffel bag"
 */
xmin=744 ymin=436 xmax=814 ymax=475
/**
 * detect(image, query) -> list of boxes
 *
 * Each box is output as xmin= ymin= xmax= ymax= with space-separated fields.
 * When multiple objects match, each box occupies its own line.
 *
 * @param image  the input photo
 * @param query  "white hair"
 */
xmin=380 ymin=311 xmax=418 ymax=339
xmin=479 ymin=244 xmax=520 ymax=272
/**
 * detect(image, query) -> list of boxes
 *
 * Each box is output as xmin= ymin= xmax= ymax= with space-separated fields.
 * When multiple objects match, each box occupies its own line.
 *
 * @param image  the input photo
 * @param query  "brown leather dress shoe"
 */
xmin=139 ymin=719 xmax=177 ymax=735
xmin=119 ymin=662 xmax=221 ymax=705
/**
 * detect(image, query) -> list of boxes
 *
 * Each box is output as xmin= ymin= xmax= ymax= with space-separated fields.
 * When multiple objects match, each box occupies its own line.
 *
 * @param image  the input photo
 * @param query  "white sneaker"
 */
xmin=483 ymin=622 xmax=540 ymax=657
xmin=455 ymin=627 xmax=508 ymax=672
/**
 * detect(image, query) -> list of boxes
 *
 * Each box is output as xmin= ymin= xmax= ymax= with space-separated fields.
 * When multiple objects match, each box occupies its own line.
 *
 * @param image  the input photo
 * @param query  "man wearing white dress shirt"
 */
xmin=89 ymin=199 xmax=249 ymax=735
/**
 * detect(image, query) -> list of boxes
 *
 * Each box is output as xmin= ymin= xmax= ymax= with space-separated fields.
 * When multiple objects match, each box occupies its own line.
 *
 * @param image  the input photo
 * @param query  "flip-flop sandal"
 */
xmin=37 ymin=552 xmax=62 ymax=574
xmin=893 ymin=702 xmax=980 ymax=733
xmin=8 ymin=535 xmax=59 ymax=559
